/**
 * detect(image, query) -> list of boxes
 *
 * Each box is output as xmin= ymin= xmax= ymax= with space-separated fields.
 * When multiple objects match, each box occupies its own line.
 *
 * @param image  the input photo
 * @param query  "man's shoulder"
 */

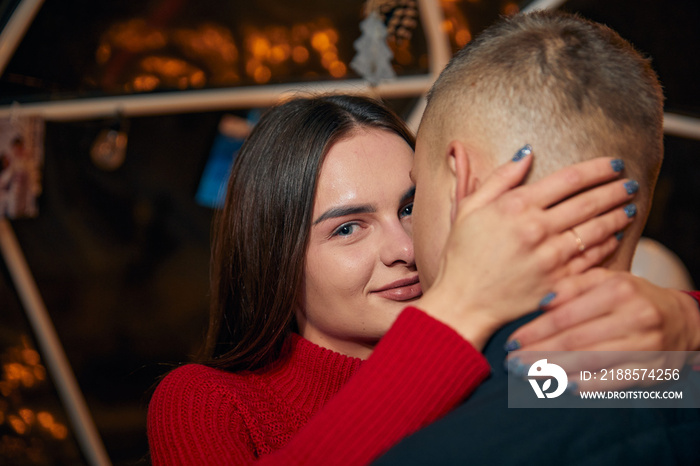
xmin=374 ymin=315 xmax=700 ymax=465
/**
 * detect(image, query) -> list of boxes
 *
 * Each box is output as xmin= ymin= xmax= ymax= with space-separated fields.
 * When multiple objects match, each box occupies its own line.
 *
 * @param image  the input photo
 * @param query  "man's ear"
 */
xmin=446 ymin=140 xmax=473 ymax=222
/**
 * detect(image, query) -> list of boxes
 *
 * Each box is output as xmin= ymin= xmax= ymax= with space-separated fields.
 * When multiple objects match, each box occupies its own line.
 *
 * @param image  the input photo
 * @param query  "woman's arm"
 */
xmin=258 ymin=308 xmax=489 ymax=465
xmin=148 ymin=308 xmax=490 ymax=465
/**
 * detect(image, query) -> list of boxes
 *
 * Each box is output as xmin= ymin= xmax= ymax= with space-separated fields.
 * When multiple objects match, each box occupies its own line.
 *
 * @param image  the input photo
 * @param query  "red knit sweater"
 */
xmin=147 ymin=307 xmax=491 ymax=465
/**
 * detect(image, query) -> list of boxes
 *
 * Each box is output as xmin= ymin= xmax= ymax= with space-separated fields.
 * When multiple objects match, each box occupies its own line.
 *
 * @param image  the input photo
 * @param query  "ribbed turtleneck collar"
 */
xmin=255 ymin=333 xmax=364 ymax=416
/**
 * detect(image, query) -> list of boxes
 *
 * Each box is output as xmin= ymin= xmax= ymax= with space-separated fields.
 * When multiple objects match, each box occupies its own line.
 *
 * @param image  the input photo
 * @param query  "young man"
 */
xmin=377 ymin=11 xmax=700 ymax=464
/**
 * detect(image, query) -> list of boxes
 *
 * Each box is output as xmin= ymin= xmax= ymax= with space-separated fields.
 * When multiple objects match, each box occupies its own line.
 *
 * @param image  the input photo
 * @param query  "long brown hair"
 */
xmin=199 ymin=94 xmax=415 ymax=371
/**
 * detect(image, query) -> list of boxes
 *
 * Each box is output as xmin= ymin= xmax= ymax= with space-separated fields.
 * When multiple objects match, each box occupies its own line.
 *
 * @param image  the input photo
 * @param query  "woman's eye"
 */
xmin=400 ymin=202 xmax=413 ymax=218
xmin=332 ymin=223 xmax=357 ymax=237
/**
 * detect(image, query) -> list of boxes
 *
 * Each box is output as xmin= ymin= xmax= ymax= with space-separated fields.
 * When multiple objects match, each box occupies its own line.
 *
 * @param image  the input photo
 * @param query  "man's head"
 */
xmin=412 ymin=10 xmax=664 ymax=288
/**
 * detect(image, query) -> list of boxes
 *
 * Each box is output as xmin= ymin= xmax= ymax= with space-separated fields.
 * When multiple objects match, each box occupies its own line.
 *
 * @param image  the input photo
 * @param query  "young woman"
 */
xmin=147 ymin=95 xmax=638 ymax=465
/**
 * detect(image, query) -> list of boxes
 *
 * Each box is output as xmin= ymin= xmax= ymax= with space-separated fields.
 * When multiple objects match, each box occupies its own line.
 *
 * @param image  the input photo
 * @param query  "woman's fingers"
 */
xmin=542 ymin=203 xmax=635 ymax=269
xmin=505 ymin=268 xmax=611 ymax=346
xmin=562 ymin=205 xmax=637 ymax=274
xmin=517 ymin=311 xmax=630 ymax=353
xmin=546 ymin=178 xmax=638 ymax=233
xmin=456 ymin=145 xmax=533 ymax=215
xmin=524 ymin=201 xmax=633 ymax=281
xmin=518 ymin=157 xmax=624 ymax=208
xmin=565 ymin=235 xmax=620 ymax=275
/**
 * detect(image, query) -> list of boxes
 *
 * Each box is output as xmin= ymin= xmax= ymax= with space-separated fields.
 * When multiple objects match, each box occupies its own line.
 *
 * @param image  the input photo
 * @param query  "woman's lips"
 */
xmin=373 ymin=277 xmax=423 ymax=301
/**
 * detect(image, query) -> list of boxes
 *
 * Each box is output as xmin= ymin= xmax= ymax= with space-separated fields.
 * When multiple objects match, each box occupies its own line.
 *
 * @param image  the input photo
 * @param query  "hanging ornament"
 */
xmin=378 ymin=0 xmax=419 ymax=44
xmin=350 ymin=3 xmax=397 ymax=86
xmin=0 ymin=109 xmax=44 ymax=219
xmin=90 ymin=114 xmax=129 ymax=171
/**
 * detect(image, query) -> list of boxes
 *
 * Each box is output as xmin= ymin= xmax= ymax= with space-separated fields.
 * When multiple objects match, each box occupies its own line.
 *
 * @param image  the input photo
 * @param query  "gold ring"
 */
xmin=570 ymin=228 xmax=586 ymax=252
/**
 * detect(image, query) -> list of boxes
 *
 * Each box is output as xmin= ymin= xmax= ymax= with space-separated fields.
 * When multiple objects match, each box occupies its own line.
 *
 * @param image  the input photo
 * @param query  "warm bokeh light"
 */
xmin=311 ymin=31 xmax=331 ymax=51
xmin=8 ymin=415 xmax=26 ymax=435
xmin=104 ymin=18 xmax=167 ymax=54
xmin=21 ymin=349 xmax=40 ymax=366
xmin=88 ymin=2 xmax=435 ymax=91
xmin=253 ymin=66 xmax=272 ymax=84
xmin=455 ymin=28 xmax=472 ymax=46
xmin=176 ymin=24 xmax=239 ymax=64
xmin=19 ymin=408 xmax=34 ymax=426
xmin=321 ymin=51 xmax=338 ymax=68
xmin=292 ymin=46 xmax=309 ymax=64
xmin=37 ymin=411 xmax=54 ymax=429
xmin=328 ymin=61 xmax=347 ymax=78
xmin=393 ymin=41 xmax=414 ymax=66
xmin=132 ymin=74 xmax=160 ymax=92
xmin=503 ymin=2 xmax=520 ymax=16
xmin=33 ymin=365 xmax=46 ymax=381
xmin=4 ymin=362 xmax=22 ymax=381
xmin=269 ymin=45 xmax=290 ymax=64
xmin=440 ymin=0 xmax=474 ymax=53
xmin=250 ymin=36 xmax=271 ymax=59
xmin=51 ymin=423 xmax=69 ymax=440
xmin=245 ymin=59 xmax=260 ymax=77
xmin=1 ymin=336 xmax=75 ymax=458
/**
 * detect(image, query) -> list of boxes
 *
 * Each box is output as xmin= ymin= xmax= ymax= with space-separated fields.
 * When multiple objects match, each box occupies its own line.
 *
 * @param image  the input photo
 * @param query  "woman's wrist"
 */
xmin=416 ymin=287 xmax=500 ymax=352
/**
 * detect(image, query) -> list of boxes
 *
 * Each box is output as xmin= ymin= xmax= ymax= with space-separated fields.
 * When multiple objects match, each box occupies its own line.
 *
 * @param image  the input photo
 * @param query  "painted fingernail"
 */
xmin=624 ymin=180 xmax=639 ymax=195
xmin=512 ymin=144 xmax=532 ymax=162
xmin=615 ymin=231 xmax=624 ymax=241
xmin=506 ymin=357 xmax=527 ymax=376
xmin=611 ymin=159 xmax=625 ymax=172
xmin=624 ymin=203 xmax=637 ymax=218
xmin=504 ymin=339 xmax=521 ymax=352
xmin=567 ymin=381 xmax=578 ymax=393
xmin=539 ymin=292 xmax=556 ymax=308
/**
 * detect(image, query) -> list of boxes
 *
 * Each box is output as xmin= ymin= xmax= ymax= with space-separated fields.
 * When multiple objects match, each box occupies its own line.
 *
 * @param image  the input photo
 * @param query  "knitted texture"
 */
xmin=147 ymin=306 xmax=491 ymax=465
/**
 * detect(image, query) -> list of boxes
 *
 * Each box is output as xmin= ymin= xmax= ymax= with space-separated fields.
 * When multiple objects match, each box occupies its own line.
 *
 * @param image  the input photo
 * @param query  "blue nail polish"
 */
xmin=624 ymin=203 xmax=637 ymax=218
xmin=507 ymin=357 xmax=528 ymax=376
xmin=567 ymin=381 xmax=578 ymax=393
xmin=539 ymin=292 xmax=556 ymax=308
xmin=624 ymin=180 xmax=639 ymax=195
xmin=514 ymin=361 xmax=528 ymax=377
xmin=512 ymin=144 xmax=532 ymax=162
xmin=611 ymin=159 xmax=625 ymax=172
xmin=504 ymin=339 xmax=521 ymax=352
xmin=615 ymin=231 xmax=624 ymax=241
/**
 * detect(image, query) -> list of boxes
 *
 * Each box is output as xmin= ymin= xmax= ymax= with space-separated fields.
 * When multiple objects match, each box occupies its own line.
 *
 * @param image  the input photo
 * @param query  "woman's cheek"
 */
xmin=328 ymin=246 xmax=375 ymax=295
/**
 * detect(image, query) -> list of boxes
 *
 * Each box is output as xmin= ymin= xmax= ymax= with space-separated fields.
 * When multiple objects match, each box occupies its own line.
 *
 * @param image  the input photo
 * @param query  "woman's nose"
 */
xmin=380 ymin=221 xmax=415 ymax=267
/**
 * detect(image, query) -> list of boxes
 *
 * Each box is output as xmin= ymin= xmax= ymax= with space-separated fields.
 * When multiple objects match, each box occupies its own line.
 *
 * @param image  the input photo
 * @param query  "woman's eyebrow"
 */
xmin=400 ymin=186 xmax=416 ymax=205
xmin=313 ymin=205 xmax=376 ymax=225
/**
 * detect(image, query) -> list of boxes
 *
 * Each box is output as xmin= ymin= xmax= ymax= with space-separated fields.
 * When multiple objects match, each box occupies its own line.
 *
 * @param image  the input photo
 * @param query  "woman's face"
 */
xmin=298 ymin=128 xmax=420 ymax=359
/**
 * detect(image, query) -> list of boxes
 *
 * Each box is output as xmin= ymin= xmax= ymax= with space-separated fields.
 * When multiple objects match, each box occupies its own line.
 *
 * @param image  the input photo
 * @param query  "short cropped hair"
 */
xmin=424 ymin=10 xmax=664 ymax=217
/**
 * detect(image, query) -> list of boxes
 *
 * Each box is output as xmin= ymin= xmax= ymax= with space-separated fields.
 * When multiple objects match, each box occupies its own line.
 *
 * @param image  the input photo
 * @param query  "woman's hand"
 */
xmin=504 ymin=268 xmax=700 ymax=391
xmin=419 ymin=147 xmax=638 ymax=350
